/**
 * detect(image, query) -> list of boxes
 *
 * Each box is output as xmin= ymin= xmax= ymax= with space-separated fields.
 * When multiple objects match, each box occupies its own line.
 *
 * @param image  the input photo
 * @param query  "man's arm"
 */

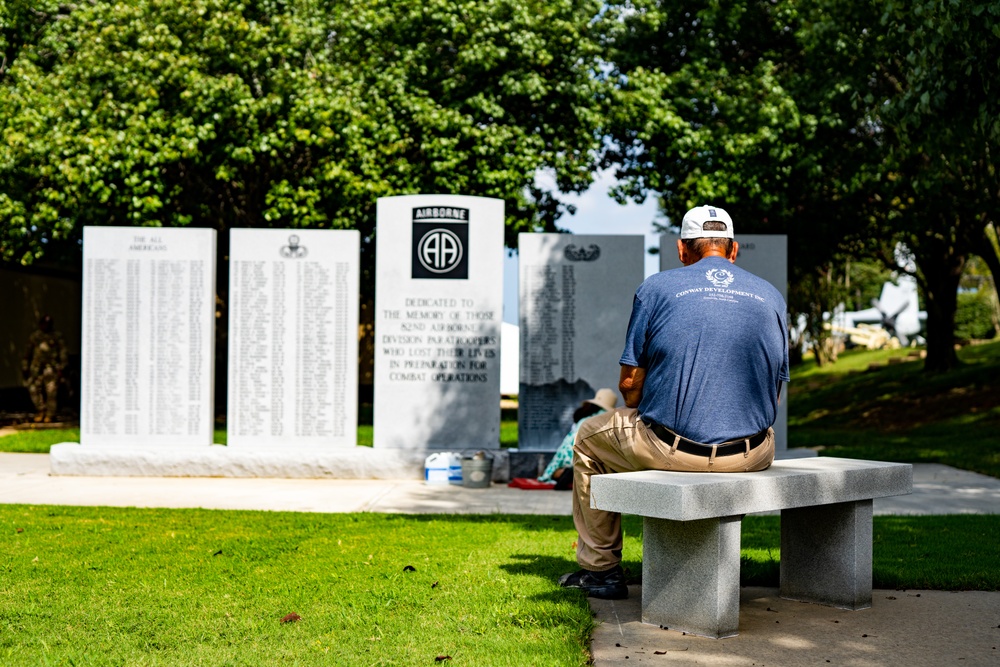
xmin=619 ymin=365 xmax=646 ymax=408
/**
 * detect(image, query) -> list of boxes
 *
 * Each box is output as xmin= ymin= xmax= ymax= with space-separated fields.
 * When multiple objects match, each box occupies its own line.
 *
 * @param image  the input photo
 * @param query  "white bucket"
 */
xmin=424 ymin=452 xmax=462 ymax=485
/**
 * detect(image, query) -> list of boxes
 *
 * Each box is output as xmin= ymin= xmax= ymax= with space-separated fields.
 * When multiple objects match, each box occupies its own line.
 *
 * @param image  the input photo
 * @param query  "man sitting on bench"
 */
xmin=559 ymin=205 xmax=790 ymax=600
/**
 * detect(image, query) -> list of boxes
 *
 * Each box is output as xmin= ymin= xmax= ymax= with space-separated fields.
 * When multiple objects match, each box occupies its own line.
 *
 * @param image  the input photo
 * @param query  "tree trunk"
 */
xmin=918 ymin=240 xmax=965 ymax=373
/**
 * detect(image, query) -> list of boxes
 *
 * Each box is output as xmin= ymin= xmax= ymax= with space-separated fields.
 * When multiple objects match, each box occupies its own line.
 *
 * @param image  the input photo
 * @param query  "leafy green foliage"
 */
xmin=601 ymin=2 xmax=815 ymax=229
xmin=597 ymin=1 xmax=899 ymax=372
xmin=819 ymin=0 xmax=1000 ymax=371
xmin=877 ymin=0 xmax=1000 ymax=147
xmin=955 ymin=290 xmax=998 ymax=341
xmin=788 ymin=261 xmax=851 ymax=367
xmin=0 ymin=0 xmax=64 ymax=82
xmin=599 ymin=0 xmax=1000 ymax=372
xmin=0 ymin=0 xmax=605 ymax=266
xmin=4 ymin=0 xmax=998 ymax=369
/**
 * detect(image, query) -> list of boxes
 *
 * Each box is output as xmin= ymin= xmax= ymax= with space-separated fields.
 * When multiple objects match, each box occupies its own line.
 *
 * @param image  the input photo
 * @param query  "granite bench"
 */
xmin=590 ymin=457 xmax=913 ymax=638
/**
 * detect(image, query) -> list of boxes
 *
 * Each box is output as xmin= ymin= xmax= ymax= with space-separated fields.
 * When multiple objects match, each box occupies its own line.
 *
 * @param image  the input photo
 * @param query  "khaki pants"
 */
xmin=572 ymin=407 xmax=775 ymax=571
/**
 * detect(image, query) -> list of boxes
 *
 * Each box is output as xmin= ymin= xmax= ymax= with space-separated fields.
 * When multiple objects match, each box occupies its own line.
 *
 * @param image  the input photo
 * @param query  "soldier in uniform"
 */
xmin=22 ymin=315 xmax=68 ymax=423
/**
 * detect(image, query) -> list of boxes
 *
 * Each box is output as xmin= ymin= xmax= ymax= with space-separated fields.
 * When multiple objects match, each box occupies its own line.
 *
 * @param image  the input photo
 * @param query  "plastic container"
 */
xmin=425 ymin=452 xmax=462 ymax=485
xmin=461 ymin=452 xmax=494 ymax=488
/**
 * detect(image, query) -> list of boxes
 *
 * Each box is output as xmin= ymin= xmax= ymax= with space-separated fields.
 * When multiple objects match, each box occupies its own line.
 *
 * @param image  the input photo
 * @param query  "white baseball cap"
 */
xmin=680 ymin=205 xmax=734 ymax=239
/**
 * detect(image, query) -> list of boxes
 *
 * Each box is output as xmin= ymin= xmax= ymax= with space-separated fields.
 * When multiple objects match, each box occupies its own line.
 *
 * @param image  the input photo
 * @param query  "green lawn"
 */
xmin=2 ymin=507 xmax=997 ymax=666
xmin=0 ymin=428 xmax=81 ymax=453
xmin=1 ymin=507 xmax=597 ymax=666
xmin=790 ymin=340 xmax=1000 ymax=478
xmin=0 ymin=421 xmax=512 ymax=453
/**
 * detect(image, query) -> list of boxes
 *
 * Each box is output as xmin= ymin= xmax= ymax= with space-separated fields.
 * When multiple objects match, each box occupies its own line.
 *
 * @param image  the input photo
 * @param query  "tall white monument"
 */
xmin=227 ymin=229 xmax=359 ymax=447
xmin=518 ymin=234 xmax=644 ymax=450
xmin=80 ymin=226 xmax=216 ymax=446
xmin=374 ymin=195 xmax=504 ymax=451
xmin=660 ymin=233 xmax=805 ymax=457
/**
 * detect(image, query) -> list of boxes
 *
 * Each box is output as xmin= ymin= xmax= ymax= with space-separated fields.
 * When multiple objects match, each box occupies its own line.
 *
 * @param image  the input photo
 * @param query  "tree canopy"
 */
xmin=0 ymin=0 xmax=606 ymax=267
xmin=598 ymin=0 xmax=1000 ymax=371
xmin=3 ymin=0 xmax=998 ymax=371
xmin=861 ymin=0 xmax=1000 ymax=370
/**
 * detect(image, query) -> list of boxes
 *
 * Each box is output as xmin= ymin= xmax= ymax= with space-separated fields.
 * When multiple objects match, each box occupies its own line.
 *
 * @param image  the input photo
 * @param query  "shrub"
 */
xmin=954 ymin=289 xmax=998 ymax=341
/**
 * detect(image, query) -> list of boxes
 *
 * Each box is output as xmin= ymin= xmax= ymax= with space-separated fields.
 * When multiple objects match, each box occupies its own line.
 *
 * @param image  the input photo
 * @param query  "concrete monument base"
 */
xmin=49 ymin=443 xmax=427 ymax=480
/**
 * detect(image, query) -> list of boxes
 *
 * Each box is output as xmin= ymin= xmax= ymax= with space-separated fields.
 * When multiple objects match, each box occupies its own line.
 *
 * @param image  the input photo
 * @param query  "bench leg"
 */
xmin=780 ymin=499 xmax=873 ymax=610
xmin=641 ymin=515 xmax=742 ymax=638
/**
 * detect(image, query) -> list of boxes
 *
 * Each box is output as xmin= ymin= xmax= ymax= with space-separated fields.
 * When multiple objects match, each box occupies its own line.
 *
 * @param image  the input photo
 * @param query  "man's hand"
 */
xmin=619 ymin=365 xmax=646 ymax=408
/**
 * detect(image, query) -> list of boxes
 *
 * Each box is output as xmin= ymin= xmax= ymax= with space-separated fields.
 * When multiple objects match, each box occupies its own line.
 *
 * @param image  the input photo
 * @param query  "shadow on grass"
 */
xmin=492 ymin=513 xmax=1000 ymax=592
xmin=502 ymin=552 xmax=644 ymax=589
xmin=790 ymin=341 xmax=1000 ymax=478
xmin=494 ymin=515 xmax=784 ymax=590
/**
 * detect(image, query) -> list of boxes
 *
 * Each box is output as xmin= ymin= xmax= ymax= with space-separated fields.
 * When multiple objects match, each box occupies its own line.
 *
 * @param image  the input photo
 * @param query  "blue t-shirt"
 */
xmin=620 ymin=256 xmax=790 ymax=444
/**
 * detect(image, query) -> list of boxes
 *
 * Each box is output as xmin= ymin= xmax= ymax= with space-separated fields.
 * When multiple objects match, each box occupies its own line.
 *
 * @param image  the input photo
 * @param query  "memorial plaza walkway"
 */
xmin=1 ymin=452 xmax=998 ymax=666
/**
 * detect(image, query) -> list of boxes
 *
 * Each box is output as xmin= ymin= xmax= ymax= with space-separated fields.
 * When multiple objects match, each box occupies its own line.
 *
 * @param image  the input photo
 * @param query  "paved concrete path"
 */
xmin=1 ymin=453 xmax=998 ymax=666
xmin=590 ymin=586 xmax=1000 ymax=666
xmin=0 ymin=453 xmax=571 ymax=514
xmin=1 ymin=454 xmax=999 ymax=515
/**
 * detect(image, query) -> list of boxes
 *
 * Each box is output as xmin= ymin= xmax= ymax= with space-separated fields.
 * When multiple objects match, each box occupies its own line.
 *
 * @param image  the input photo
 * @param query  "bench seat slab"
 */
xmin=642 ymin=515 xmax=742 ymax=639
xmin=590 ymin=458 xmax=911 ymax=520
xmin=780 ymin=500 xmax=873 ymax=610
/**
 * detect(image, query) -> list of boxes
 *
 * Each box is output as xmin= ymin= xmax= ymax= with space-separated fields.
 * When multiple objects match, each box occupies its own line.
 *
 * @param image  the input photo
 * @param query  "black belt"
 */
xmin=644 ymin=421 xmax=769 ymax=458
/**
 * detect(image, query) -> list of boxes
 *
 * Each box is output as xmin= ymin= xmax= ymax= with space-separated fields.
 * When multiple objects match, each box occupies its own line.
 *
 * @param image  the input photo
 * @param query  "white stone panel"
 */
xmin=80 ymin=227 xmax=216 ymax=446
xmin=373 ymin=195 xmax=504 ymax=451
xmin=227 ymin=229 xmax=359 ymax=447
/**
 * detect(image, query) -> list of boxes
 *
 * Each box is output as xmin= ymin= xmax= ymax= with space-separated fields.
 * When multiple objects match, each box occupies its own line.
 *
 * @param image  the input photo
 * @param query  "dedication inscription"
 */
xmin=80 ymin=227 xmax=216 ymax=446
xmin=227 ymin=229 xmax=360 ymax=447
xmin=374 ymin=195 xmax=504 ymax=451
xmin=518 ymin=234 xmax=644 ymax=450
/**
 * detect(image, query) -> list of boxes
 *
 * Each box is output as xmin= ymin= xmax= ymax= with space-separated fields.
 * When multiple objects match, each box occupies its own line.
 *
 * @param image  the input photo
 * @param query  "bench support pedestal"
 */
xmin=641 ymin=515 xmax=742 ymax=638
xmin=780 ymin=499 xmax=873 ymax=610
xmin=640 ymin=499 xmax=873 ymax=638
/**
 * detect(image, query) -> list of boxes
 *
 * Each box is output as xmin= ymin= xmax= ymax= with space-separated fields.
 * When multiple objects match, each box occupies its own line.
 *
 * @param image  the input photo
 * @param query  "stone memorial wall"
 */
xmin=80 ymin=227 xmax=216 ymax=446
xmin=518 ymin=234 xmax=644 ymax=450
xmin=227 ymin=229 xmax=359 ymax=447
xmin=373 ymin=195 xmax=504 ymax=451
xmin=659 ymin=233 xmax=794 ymax=455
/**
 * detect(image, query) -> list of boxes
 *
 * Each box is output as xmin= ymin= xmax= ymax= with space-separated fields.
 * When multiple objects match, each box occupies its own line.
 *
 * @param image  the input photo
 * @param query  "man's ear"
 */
xmin=676 ymin=239 xmax=687 ymax=265
xmin=728 ymin=240 xmax=739 ymax=263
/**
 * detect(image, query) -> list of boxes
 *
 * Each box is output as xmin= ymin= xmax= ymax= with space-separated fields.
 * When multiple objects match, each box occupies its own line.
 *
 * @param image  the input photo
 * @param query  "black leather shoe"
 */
xmin=558 ymin=565 xmax=628 ymax=599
